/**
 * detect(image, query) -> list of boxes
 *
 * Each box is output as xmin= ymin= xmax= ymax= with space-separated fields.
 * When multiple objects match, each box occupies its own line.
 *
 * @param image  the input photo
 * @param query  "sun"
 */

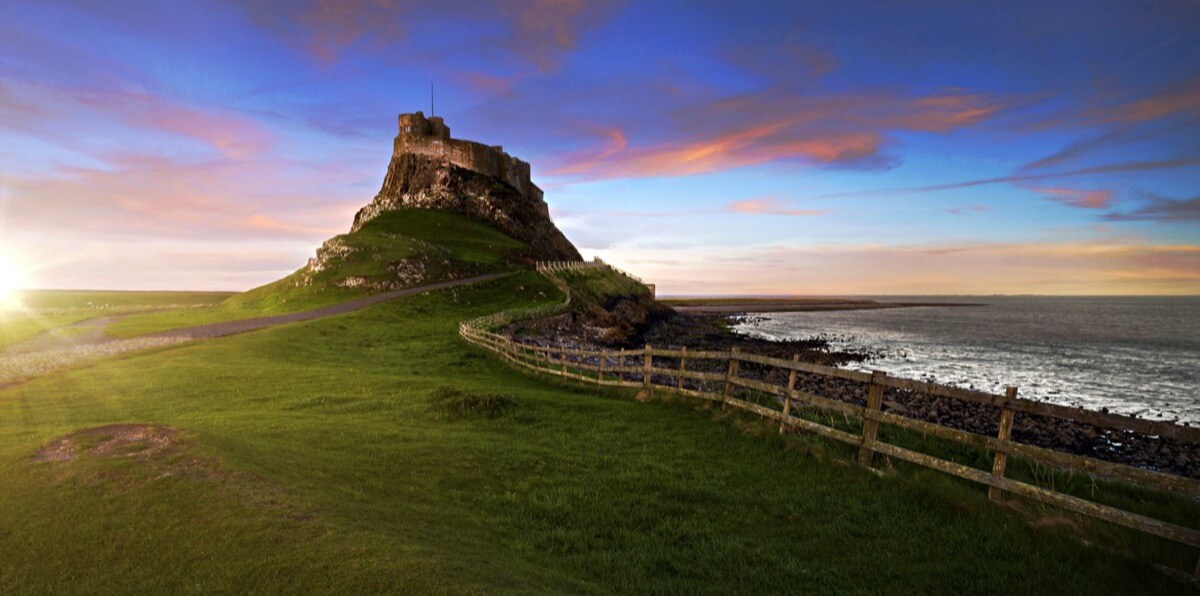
xmin=0 ymin=254 xmax=28 ymax=311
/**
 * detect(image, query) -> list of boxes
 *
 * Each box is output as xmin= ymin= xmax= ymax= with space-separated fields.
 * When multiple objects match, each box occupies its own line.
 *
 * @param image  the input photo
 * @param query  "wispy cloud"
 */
xmin=1027 ymin=186 xmax=1113 ymax=209
xmin=234 ymin=0 xmax=613 ymax=70
xmin=1 ymin=81 xmax=274 ymax=160
xmin=1087 ymin=82 xmax=1200 ymax=125
xmin=816 ymin=157 xmax=1200 ymax=199
xmin=547 ymin=89 xmax=1007 ymax=179
xmin=938 ymin=205 xmax=989 ymax=215
xmin=3 ymin=151 xmax=360 ymax=241
xmin=236 ymin=0 xmax=408 ymax=64
xmin=726 ymin=196 xmax=827 ymax=217
xmin=1104 ymin=192 xmax=1200 ymax=223
xmin=501 ymin=0 xmax=614 ymax=72
xmin=1021 ymin=127 xmax=1141 ymax=171
xmin=1022 ymin=81 xmax=1200 ymax=171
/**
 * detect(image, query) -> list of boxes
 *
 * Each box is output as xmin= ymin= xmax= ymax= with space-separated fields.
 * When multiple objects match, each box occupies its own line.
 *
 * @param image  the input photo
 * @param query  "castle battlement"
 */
xmin=394 ymin=111 xmax=544 ymax=205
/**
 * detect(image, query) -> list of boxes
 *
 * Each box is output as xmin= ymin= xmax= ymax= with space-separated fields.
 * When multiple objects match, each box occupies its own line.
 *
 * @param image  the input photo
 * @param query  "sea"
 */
xmin=731 ymin=296 xmax=1200 ymax=424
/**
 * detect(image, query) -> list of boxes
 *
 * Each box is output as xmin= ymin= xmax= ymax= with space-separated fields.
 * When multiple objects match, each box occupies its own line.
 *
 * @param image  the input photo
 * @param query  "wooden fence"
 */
xmin=459 ymin=263 xmax=1200 ymax=575
xmin=535 ymin=258 xmax=607 ymax=274
xmin=536 ymin=257 xmax=648 ymax=285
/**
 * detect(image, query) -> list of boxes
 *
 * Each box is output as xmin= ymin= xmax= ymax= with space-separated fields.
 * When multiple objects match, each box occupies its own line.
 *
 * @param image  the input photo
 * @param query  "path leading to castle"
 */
xmin=0 ymin=272 xmax=512 ymax=388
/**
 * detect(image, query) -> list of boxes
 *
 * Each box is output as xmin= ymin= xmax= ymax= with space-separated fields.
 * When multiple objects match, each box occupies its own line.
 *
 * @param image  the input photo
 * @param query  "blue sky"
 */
xmin=1 ymin=0 xmax=1198 ymax=294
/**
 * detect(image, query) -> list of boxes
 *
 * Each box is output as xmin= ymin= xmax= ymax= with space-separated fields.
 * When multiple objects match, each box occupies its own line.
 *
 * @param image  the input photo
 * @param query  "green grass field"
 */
xmin=0 ymin=271 xmax=1191 ymax=594
xmin=0 ymin=291 xmax=232 ymax=348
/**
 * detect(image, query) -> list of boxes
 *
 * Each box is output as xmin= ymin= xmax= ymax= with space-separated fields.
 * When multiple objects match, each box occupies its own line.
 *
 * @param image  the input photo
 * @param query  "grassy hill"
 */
xmin=106 ymin=209 xmax=532 ymax=337
xmin=0 ymin=272 xmax=1194 ymax=593
xmin=554 ymin=266 xmax=651 ymax=309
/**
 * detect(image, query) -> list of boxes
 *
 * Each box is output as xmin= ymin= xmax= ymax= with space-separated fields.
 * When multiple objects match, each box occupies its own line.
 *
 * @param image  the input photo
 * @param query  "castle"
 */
xmin=394 ymin=111 xmax=544 ymax=207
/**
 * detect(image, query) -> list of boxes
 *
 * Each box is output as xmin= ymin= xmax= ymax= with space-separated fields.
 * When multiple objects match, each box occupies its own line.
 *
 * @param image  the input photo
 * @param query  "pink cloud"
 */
xmin=3 ymin=151 xmax=360 ymax=242
xmin=726 ymin=197 xmax=827 ymax=217
xmin=0 ymin=148 xmax=372 ymax=290
xmin=1028 ymin=186 xmax=1113 ymax=209
xmin=246 ymin=215 xmax=343 ymax=236
xmin=236 ymin=0 xmax=407 ymax=64
xmin=1091 ymin=83 xmax=1200 ymax=124
xmin=97 ymin=91 xmax=273 ymax=159
xmin=235 ymin=0 xmax=614 ymax=70
xmin=452 ymin=70 xmax=519 ymax=95
xmin=552 ymin=125 xmax=884 ymax=177
xmin=502 ymin=0 xmax=596 ymax=72
xmin=816 ymin=157 xmax=1200 ymax=199
xmin=3 ymin=81 xmax=273 ymax=159
xmin=547 ymin=88 xmax=1008 ymax=179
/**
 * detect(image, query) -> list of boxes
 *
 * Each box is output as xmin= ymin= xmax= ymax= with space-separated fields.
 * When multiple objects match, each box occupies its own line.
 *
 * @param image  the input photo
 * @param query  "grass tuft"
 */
xmin=429 ymin=387 xmax=523 ymax=420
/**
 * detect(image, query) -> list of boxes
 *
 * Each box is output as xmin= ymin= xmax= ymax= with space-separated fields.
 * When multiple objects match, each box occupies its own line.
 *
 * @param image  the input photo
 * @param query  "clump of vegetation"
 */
xmin=428 ymin=387 xmax=523 ymax=420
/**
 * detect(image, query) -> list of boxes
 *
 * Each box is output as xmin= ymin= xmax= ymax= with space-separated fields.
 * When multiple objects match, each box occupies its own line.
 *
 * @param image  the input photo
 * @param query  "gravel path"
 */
xmin=0 ymin=272 xmax=510 ymax=388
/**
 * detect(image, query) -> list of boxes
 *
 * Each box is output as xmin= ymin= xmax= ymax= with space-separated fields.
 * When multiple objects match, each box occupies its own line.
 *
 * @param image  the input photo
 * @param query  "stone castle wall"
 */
xmin=393 ymin=112 xmax=544 ymax=206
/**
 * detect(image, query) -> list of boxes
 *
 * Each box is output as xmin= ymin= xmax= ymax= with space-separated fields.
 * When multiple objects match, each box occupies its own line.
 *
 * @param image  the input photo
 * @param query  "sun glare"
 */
xmin=0 ymin=254 xmax=28 ymax=311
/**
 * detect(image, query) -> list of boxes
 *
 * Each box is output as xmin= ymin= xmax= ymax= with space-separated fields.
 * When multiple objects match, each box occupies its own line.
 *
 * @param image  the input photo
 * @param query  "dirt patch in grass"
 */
xmin=32 ymin=424 xmax=181 ymax=463
xmin=30 ymin=424 xmax=321 ymax=524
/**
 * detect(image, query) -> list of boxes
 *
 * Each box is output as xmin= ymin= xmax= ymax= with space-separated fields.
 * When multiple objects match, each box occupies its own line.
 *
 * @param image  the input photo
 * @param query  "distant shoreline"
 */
xmin=662 ymin=297 xmax=982 ymax=314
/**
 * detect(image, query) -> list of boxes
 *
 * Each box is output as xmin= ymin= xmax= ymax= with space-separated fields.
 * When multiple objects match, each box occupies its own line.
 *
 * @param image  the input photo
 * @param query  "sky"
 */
xmin=1 ymin=0 xmax=1198 ymax=295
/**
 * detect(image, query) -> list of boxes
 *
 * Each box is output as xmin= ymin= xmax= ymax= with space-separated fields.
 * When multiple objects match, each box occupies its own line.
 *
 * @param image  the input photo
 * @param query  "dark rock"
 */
xmin=354 ymin=154 xmax=580 ymax=261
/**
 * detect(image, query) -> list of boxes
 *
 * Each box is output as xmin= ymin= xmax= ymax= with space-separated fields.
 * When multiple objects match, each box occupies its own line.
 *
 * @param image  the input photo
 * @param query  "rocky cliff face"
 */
xmin=352 ymin=154 xmax=581 ymax=261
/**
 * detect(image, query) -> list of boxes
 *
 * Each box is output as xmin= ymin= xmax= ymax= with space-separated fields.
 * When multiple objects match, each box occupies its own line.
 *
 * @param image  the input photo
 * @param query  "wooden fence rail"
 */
xmin=459 ymin=319 xmax=1200 ymax=575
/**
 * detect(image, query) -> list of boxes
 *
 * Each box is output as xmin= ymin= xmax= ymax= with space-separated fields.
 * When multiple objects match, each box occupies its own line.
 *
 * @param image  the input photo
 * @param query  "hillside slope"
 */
xmin=107 ymin=210 xmax=534 ymax=337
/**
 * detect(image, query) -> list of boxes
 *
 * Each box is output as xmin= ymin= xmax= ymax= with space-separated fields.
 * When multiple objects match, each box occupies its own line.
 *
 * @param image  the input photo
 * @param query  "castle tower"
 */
xmin=397 ymin=111 xmax=449 ymax=140
xmin=390 ymin=111 xmax=546 ymax=214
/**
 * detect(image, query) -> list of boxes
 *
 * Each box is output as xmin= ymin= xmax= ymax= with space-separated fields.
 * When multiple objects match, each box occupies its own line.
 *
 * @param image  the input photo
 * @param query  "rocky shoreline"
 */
xmin=507 ymin=310 xmax=1200 ymax=480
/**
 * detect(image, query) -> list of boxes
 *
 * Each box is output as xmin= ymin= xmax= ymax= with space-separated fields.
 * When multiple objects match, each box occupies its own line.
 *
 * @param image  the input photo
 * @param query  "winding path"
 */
xmin=0 ymin=272 xmax=511 ymax=388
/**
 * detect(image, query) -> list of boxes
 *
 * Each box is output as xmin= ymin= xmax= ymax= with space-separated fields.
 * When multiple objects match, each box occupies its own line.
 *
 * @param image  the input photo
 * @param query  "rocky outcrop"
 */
xmin=352 ymin=153 xmax=581 ymax=261
xmin=294 ymin=236 xmax=456 ymax=291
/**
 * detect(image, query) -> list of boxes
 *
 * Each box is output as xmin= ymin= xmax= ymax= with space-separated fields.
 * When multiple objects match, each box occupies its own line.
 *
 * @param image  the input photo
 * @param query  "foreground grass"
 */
xmin=0 ymin=273 xmax=1189 ymax=593
xmin=0 ymin=291 xmax=232 ymax=348
xmin=106 ymin=210 xmax=530 ymax=338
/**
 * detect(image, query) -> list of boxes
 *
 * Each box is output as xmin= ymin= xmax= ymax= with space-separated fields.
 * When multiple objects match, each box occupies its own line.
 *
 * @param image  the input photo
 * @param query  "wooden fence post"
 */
xmin=643 ymin=345 xmax=653 ymax=389
xmin=780 ymin=354 xmax=799 ymax=433
xmin=858 ymin=370 xmax=887 ymax=466
xmin=677 ymin=346 xmax=687 ymax=391
xmin=561 ymin=348 xmax=568 ymax=375
xmin=723 ymin=348 xmax=740 ymax=407
xmin=598 ymin=350 xmax=606 ymax=383
xmin=989 ymin=386 xmax=1019 ymax=503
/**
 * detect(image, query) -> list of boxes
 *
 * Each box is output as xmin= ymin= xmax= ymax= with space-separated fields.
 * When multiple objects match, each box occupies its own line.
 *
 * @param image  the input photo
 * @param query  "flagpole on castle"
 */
xmin=430 ymin=83 xmax=434 ymax=117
